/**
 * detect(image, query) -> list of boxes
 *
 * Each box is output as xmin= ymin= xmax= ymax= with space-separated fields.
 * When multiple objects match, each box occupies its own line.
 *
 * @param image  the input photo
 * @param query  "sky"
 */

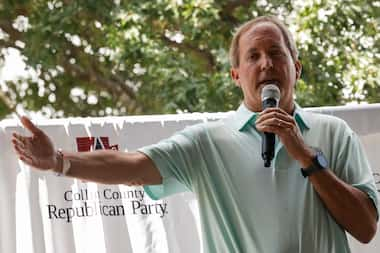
xmin=0 ymin=47 xmax=46 ymax=120
xmin=0 ymin=48 xmax=27 ymax=84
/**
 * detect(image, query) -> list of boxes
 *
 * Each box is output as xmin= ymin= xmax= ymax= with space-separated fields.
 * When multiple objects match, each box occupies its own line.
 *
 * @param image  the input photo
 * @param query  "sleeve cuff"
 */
xmin=354 ymin=184 xmax=379 ymax=221
xmin=138 ymin=148 xmax=190 ymax=200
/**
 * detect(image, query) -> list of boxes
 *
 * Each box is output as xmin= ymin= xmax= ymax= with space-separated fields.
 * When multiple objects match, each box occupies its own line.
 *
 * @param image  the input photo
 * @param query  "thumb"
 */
xmin=21 ymin=116 xmax=43 ymax=135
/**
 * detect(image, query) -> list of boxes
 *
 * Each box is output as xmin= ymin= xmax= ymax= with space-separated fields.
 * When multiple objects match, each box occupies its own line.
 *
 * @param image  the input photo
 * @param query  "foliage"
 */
xmin=0 ymin=0 xmax=379 ymax=118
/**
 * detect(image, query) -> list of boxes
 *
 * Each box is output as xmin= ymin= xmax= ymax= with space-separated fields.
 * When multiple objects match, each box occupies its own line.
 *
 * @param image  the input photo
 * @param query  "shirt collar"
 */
xmin=233 ymin=102 xmax=310 ymax=132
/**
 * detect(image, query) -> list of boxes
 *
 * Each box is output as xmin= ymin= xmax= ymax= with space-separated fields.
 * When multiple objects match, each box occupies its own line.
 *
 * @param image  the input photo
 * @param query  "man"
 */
xmin=12 ymin=16 xmax=378 ymax=252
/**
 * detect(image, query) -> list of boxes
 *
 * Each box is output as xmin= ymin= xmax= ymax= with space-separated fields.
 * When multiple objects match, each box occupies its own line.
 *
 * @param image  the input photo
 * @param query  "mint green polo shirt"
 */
xmin=138 ymin=103 xmax=379 ymax=253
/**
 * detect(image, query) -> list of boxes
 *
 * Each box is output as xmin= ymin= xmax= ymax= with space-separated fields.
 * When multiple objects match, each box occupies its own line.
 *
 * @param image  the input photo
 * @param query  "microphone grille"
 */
xmin=261 ymin=84 xmax=281 ymax=101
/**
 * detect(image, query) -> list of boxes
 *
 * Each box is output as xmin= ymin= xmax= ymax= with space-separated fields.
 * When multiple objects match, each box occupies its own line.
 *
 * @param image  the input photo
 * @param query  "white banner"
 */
xmin=0 ymin=105 xmax=379 ymax=253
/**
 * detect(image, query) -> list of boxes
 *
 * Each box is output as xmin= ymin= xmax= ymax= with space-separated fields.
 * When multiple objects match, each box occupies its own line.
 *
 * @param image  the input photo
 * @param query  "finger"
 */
xmin=14 ymin=145 xmax=34 ymax=164
xmin=256 ymin=122 xmax=289 ymax=134
xmin=14 ymin=143 xmax=33 ymax=158
xmin=256 ymin=125 xmax=282 ymax=135
xmin=12 ymin=137 xmax=23 ymax=146
xmin=259 ymin=107 xmax=288 ymax=116
xmin=13 ymin=132 xmax=26 ymax=142
xmin=256 ymin=111 xmax=294 ymax=125
xmin=20 ymin=116 xmax=43 ymax=135
xmin=13 ymin=140 xmax=34 ymax=159
xmin=12 ymin=138 xmax=25 ymax=149
xmin=12 ymin=136 xmax=32 ymax=153
xmin=260 ymin=108 xmax=292 ymax=119
xmin=12 ymin=133 xmax=32 ymax=147
xmin=258 ymin=123 xmax=295 ymax=134
xmin=256 ymin=113 xmax=287 ymax=125
xmin=20 ymin=155 xmax=35 ymax=167
xmin=257 ymin=118 xmax=293 ymax=129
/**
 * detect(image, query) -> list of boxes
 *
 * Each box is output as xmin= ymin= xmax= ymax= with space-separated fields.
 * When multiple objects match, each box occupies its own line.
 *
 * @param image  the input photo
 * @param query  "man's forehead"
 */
xmin=240 ymin=22 xmax=284 ymax=47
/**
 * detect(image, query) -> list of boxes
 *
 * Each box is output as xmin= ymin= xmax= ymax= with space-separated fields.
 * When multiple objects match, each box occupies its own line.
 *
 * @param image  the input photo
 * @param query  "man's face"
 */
xmin=231 ymin=22 xmax=301 ymax=113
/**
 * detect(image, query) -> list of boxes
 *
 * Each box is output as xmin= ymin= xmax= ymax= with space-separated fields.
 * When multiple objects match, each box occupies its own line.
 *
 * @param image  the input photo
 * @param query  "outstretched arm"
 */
xmin=12 ymin=116 xmax=162 ymax=186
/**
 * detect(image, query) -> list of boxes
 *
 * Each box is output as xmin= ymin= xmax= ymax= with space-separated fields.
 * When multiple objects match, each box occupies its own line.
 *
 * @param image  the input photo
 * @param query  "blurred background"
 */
xmin=0 ymin=0 xmax=379 ymax=119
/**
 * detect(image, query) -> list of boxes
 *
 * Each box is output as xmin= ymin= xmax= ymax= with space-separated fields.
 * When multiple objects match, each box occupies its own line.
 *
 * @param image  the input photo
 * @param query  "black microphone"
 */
xmin=261 ymin=84 xmax=281 ymax=167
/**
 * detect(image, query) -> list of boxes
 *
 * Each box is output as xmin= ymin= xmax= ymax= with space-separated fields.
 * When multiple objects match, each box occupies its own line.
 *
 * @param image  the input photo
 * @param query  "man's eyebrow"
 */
xmin=269 ymin=45 xmax=283 ymax=50
xmin=246 ymin=44 xmax=282 ymax=54
xmin=247 ymin=48 xmax=258 ymax=54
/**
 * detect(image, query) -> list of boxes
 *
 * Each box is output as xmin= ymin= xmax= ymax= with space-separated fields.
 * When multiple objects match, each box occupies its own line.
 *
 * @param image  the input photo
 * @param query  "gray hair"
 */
xmin=229 ymin=16 xmax=299 ymax=68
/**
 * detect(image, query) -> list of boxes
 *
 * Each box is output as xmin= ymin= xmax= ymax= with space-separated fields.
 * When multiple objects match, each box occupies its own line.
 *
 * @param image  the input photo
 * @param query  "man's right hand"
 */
xmin=12 ymin=116 xmax=59 ymax=171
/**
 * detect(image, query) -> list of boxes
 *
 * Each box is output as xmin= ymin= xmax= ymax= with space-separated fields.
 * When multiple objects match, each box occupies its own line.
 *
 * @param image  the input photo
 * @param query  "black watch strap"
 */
xmin=301 ymin=166 xmax=324 ymax=177
xmin=301 ymin=148 xmax=328 ymax=178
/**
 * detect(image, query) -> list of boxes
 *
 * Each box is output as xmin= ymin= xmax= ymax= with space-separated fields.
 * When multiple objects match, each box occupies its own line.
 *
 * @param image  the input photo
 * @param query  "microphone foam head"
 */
xmin=261 ymin=84 xmax=281 ymax=102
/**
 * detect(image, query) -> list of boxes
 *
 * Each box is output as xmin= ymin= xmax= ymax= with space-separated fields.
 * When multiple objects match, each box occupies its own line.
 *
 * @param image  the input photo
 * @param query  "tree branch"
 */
xmin=0 ymin=19 xmax=23 ymax=44
xmin=71 ymin=46 xmax=138 ymax=98
xmin=61 ymin=60 xmax=141 ymax=113
xmin=219 ymin=0 xmax=251 ymax=26
xmin=0 ymin=40 xmax=23 ymax=50
xmin=0 ymin=17 xmax=142 ymax=114
xmin=161 ymin=35 xmax=215 ymax=72
xmin=0 ymin=89 xmax=17 ymax=114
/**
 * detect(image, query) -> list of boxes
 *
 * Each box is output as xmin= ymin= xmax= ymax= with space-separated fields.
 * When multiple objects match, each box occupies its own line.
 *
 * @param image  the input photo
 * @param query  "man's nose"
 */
xmin=260 ymin=55 xmax=273 ymax=71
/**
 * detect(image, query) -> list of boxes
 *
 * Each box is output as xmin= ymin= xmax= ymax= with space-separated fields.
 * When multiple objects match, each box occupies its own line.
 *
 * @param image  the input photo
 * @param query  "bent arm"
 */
xmin=308 ymin=168 xmax=378 ymax=243
xmin=55 ymin=150 xmax=162 ymax=186
xmin=255 ymin=108 xmax=378 ymax=243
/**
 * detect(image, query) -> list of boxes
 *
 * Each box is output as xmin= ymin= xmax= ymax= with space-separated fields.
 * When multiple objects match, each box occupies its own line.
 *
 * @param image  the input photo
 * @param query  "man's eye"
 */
xmin=271 ymin=50 xmax=284 ymax=56
xmin=250 ymin=54 xmax=259 ymax=60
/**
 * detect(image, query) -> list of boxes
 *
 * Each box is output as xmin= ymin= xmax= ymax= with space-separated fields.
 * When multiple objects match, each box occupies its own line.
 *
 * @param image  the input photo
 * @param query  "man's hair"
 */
xmin=229 ymin=16 xmax=298 ymax=68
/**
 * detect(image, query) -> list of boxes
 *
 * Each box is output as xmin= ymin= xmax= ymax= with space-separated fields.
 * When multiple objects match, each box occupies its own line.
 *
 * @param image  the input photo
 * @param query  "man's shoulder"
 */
xmin=181 ymin=117 xmax=231 ymax=136
xmin=301 ymin=109 xmax=354 ymax=135
xmin=303 ymin=109 xmax=348 ymax=126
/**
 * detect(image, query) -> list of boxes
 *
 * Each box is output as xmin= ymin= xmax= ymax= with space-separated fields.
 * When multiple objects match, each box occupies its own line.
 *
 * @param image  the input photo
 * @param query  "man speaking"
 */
xmin=12 ymin=16 xmax=378 ymax=252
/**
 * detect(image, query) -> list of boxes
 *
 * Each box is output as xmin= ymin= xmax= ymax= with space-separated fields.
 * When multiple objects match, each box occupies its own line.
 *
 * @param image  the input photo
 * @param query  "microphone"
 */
xmin=261 ymin=84 xmax=281 ymax=167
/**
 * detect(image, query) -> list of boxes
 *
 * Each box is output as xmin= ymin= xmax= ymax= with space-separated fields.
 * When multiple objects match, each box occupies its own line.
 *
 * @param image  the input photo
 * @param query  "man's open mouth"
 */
xmin=259 ymin=80 xmax=280 ymax=86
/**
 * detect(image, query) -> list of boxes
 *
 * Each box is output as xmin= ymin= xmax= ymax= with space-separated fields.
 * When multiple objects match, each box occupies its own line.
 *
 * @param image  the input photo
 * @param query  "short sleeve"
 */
xmin=138 ymin=126 xmax=203 ymax=200
xmin=335 ymin=128 xmax=379 ymax=219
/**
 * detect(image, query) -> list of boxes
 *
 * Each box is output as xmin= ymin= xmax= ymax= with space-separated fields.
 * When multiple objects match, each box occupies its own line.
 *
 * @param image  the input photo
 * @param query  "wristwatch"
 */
xmin=301 ymin=147 xmax=328 ymax=178
xmin=54 ymin=149 xmax=72 ymax=176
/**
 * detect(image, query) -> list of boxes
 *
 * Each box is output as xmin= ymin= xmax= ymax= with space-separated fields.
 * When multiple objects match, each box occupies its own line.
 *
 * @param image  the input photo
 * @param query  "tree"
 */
xmin=0 ymin=0 xmax=379 ymax=119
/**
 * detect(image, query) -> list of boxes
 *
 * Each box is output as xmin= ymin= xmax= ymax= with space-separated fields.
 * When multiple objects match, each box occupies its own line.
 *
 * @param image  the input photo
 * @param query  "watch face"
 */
xmin=317 ymin=151 xmax=328 ymax=168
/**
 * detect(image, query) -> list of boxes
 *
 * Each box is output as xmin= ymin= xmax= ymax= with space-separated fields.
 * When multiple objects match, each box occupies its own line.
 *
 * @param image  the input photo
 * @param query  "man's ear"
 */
xmin=230 ymin=68 xmax=240 ymax=87
xmin=295 ymin=60 xmax=302 ymax=80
